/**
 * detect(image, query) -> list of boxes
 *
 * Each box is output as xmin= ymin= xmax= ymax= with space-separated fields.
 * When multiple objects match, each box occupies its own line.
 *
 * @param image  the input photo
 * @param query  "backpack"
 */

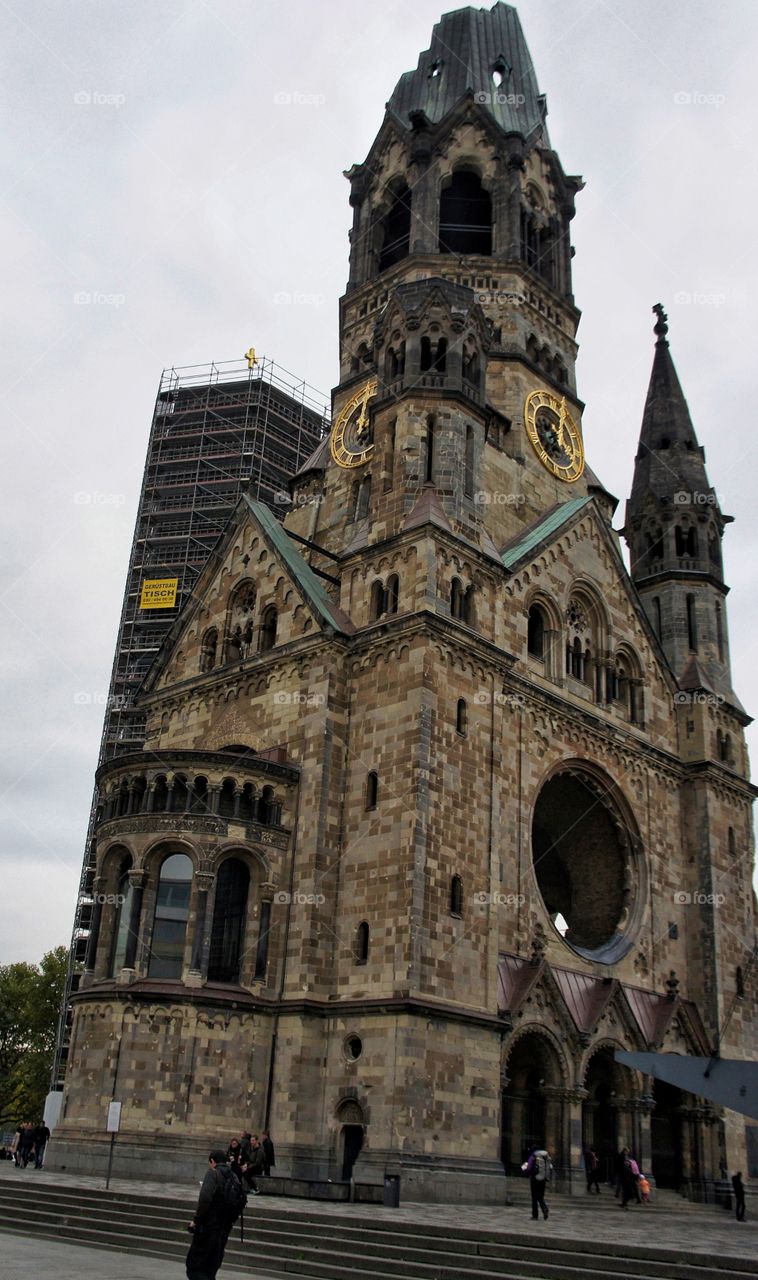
xmin=216 ymin=1166 xmax=247 ymax=1222
xmin=533 ymin=1150 xmax=552 ymax=1182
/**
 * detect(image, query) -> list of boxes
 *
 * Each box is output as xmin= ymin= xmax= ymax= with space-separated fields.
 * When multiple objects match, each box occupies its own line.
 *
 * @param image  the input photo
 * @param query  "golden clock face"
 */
xmin=524 ymin=390 xmax=585 ymax=482
xmin=330 ymin=378 xmax=378 ymax=468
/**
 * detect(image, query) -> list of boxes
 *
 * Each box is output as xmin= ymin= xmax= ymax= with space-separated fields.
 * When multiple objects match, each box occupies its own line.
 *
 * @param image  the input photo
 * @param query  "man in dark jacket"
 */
xmin=523 ymin=1145 xmax=551 ymax=1220
xmin=186 ymin=1150 xmax=239 ymax=1280
xmin=32 ymin=1122 xmax=51 ymax=1169
xmin=261 ymin=1130 xmax=275 ymax=1177
xmin=731 ymin=1171 xmax=746 ymax=1222
xmin=243 ymin=1135 xmax=264 ymax=1194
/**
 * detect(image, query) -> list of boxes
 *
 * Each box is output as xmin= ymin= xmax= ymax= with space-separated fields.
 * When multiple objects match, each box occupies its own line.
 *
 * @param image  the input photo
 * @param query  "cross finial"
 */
xmin=245 ymin=346 xmax=258 ymax=369
xmin=652 ymin=303 xmax=669 ymax=345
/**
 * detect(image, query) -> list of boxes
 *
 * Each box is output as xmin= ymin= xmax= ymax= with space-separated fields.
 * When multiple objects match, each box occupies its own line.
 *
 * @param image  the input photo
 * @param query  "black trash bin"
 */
xmin=383 ymin=1173 xmax=401 ymax=1207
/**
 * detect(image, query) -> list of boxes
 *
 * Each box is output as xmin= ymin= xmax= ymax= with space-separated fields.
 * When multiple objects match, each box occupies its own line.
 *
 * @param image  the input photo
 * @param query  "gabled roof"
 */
xmin=552 ymin=968 xmax=615 ymax=1036
xmin=403 ymin=484 xmax=453 ymax=534
xmin=244 ymin=497 xmax=353 ymax=634
xmin=497 ymin=952 xmax=542 ymax=1015
xmin=620 ymin=985 xmax=675 ymax=1048
xmin=501 ymin=497 xmax=591 ymax=570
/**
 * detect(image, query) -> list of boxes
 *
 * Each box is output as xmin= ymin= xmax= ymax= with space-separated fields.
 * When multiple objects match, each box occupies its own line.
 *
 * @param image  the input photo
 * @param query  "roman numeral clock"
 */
xmin=330 ymin=378 xmax=378 ymax=468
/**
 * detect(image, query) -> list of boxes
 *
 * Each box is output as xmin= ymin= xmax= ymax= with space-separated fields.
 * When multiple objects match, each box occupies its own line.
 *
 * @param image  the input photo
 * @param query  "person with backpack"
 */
xmin=522 ymin=1144 xmax=552 ymax=1220
xmin=186 ymin=1149 xmax=246 ymax=1280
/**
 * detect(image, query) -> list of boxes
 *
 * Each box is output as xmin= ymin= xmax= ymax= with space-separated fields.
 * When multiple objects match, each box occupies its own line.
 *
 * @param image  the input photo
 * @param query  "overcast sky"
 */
xmin=1 ymin=0 xmax=757 ymax=965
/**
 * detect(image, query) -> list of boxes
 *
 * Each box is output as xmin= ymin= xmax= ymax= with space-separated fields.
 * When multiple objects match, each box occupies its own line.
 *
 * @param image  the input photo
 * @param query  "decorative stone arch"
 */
xmin=530 ymin=759 xmax=647 ymax=966
xmin=611 ymin=643 xmax=644 ymax=725
xmin=335 ymin=1096 xmax=367 ymax=1181
xmin=501 ymin=1023 xmax=570 ymax=1175
xmin=580 ymin=1038 xmax=642 ymax=1178
xmin=564 ymin=580 xmax=609 ymax=696
xmin=223 ymin=578 xmax=258 ymax=664
xmin=525 ymin=588 xmax=562 ymax=677
xmin=438 ymin=161 xmax=493 ymax=256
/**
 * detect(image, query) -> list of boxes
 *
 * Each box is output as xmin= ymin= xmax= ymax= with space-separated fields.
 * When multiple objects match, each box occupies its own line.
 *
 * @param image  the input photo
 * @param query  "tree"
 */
xmin=0 ymin=947 xmax=67 ymax=1129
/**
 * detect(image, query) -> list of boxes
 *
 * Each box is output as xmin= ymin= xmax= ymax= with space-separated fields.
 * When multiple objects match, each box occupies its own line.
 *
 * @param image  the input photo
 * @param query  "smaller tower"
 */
xmin=625 ymin=305 xmax=738 ymax=710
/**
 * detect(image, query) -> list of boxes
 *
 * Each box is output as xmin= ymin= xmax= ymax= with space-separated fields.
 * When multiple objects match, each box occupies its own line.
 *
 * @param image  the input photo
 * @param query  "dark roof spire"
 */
xmin=386 ymin=3 xmax=549 ymax=144
xmin=652 ymin=301 xmax=668 ymax=344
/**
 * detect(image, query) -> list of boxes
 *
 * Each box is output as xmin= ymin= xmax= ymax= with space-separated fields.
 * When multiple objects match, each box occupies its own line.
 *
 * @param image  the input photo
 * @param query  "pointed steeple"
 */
xmin=624 ymin=306 xmax=739 ymax=708
xmin=628 ymin=304 xmax=713 ymax=516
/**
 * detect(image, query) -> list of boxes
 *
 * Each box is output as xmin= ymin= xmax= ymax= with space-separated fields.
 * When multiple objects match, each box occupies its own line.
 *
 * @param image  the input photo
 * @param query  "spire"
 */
xmin=629 ymin=303 xmax=711 ymax=514
xmin=386 ymin=2 xmax=549 ymax=145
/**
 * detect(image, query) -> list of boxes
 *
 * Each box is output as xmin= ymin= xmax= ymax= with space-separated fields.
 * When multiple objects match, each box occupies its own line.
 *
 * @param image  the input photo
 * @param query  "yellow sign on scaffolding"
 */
xmin=140 ymin=577 xmax=178 ymax=610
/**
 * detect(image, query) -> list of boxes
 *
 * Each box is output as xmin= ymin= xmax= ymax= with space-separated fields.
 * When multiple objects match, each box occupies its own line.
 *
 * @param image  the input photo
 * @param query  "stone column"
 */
xmin=209 ymin=785 xmax=221 ymax=815
xmin=187 ymin=872 xmax=214 ymax=987
xmin=120 ymin=870 xmax=146 ymax=977
xmin=635 ymin=1094 xmax=655 ymax=1186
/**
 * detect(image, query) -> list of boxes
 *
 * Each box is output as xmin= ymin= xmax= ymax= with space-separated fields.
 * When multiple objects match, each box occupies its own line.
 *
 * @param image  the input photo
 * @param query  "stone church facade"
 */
xmin=52 ymin=3 xmax=756 ymax=1202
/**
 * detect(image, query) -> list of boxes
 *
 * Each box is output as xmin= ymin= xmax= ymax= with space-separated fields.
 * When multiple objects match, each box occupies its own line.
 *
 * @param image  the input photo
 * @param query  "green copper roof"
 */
xmin=245 ymin=497 xmax=350 ymax=634
xmin=501 ymin=497 xmax=591 ymax=570
xmin=387 ymin=3 xmax=548 ymax=144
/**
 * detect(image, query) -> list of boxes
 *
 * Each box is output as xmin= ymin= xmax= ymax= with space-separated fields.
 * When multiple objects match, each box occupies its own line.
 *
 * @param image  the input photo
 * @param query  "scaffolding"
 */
xmin=51 ymin=354 xmax=328 ymax=1088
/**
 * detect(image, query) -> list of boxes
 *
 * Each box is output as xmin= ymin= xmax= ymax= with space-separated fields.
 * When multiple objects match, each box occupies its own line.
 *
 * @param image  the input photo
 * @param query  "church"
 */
xmin=51 ymin=3 xmax=756 ymax=1202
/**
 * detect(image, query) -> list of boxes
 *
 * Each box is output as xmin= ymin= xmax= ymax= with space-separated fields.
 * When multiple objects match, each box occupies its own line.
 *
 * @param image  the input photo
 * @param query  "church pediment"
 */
xmin=140 ymin=496 xmax=354 ymax=698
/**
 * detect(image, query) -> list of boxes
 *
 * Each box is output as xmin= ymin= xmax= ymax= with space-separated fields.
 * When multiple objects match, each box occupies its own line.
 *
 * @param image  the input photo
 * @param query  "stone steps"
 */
xmin=0 ymin=1178 xmax=753 ymax=1280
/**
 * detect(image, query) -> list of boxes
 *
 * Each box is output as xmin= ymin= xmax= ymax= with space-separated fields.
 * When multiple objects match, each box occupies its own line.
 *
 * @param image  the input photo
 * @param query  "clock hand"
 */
xmin=556 ymin=397 xmax=568 ymax=451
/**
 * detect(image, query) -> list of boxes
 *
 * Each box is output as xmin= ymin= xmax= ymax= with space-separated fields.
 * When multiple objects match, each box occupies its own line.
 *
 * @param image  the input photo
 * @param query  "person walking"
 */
xmin=619 ymin=1153 xmax=640 ymax=1209
xmin=613 ymin=1147 xmax=627 ymax=1198
xmin=261 ymin=1130 xmax=275 ymax=1177
xmin=186 ymin=1149 xmax=243 ymax=1280
xmin=18 ymin=1123 xmax=34 ymax=1169
xmin=584 ymin=1147 xmax=600 ymax=1193
xmin=731 ymin=1171 xmax=746 ymax=1222
xmin=523 ymin=1144 xmax=552 ymax=1221
xmin=32 ymin=1121 xmax=50 ymax=1169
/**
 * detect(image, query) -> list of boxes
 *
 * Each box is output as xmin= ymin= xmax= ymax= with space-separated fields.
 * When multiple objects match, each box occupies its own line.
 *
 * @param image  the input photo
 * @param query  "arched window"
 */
xmin=109 ymin=858 xmax=134 ymax=976
xmin=384 ymin=419 xmax=396 ymax=491
xmin=259 ymin=784 xmax=280 ymax=825
xmin=385 ymin=574 xmax=399 ymax=615
xmin=527 ymin=605 xmax=546 ymax=658
xmin=450 ymin=874 xmax=463 ymax=916
xmin=676 ymin=525 xmax=697 ymax=558
xmin=420 ymin=337 xmax=446 ymax=375
xmin=715 ymin=602 xmax=724 ymax=661
xmin=365 ymin=770 xmax=378 ymax=811
xmin=369 ymin=579 xmax=385 ymax=621
xmin=190 ymin=776 xmax=208 ymax=813
xmin=439 ymin=171 xmax=492 ymax=255
xmin=686 ymin=594 xmax=698 ymax=651
xmin=708 ymin=527 xmax=722 ymax=574
xmin=355 ymin=921 xmax=369 ymax=964
xmin=148 ymin=853 xmax=193 ymax=979
xmin=219 ymin=778 xmax=236 ymax=818
xmin=208 ymin=858 xmax=249 ymax=983
xmin=451 ymin=577 xmax=464 ymax=620
xmin=652 ymin=596 xmax=662 ymax=640
xmin=200 ymin=628 xmax=218 ymax=673
xmin=226 ymin=582 xmax=256 ymax=662
xmin=378 ymin=183 xmax=412 ymax=273
xmin=464 ymin=424 xmax=475 ymax=497
xmin=456 ymin=698 xmax=467 ymax=736
xmin=355 ymin=474 xmax=371 ymax=520
xmin=425 ymin=415 xmax=435 ymax=482
xmin=736 ymin=966 xmax=745 ymax=998
xmin=239 ymin=782 xmax=256 ymax=822
xmin=260 ymin=606 xmax=278 ymax=652
xmin=171 ymin=774 xmax=189 ymax=812
xmin=152 ymin=775 xmax=169 ymax=812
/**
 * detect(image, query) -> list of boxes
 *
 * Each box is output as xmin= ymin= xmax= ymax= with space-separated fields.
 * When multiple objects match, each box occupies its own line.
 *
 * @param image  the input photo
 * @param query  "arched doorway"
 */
xmin=582 ymin=1049 xmax=626 ymax=1183
xmin=502 ymin=1031 xmax=565 ymax=1175
xmin=336 ymin=1100 xmax=365 ymax=1182
xmin=651 ymin=1079 xmax=685 ymax=1189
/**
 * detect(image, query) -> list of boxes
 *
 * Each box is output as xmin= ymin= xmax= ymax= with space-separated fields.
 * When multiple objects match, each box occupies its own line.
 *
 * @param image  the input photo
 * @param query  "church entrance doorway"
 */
xmin=502 ymin=1031 xmax=565 ymax=1175
xmin=341 ymin=1124 xmax=364 ymax=1181
xmin=582 ymin=1049 xmax=622 ymax=1183
xmin=651 ymin=1079 xmax=684 ymax=1189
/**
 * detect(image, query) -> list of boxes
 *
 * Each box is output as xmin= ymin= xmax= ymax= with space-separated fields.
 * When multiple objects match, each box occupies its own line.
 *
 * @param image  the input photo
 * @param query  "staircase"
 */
xmin=0 ymin=1178 xmax=754 ymax=1280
